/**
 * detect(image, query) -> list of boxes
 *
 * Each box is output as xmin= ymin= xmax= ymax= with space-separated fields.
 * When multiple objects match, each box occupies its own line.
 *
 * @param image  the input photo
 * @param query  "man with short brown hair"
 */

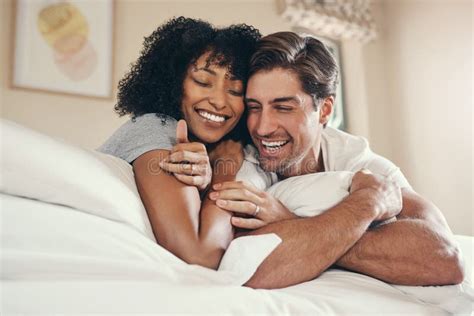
xmin=212 ymin=32 xmax=463 ymax=289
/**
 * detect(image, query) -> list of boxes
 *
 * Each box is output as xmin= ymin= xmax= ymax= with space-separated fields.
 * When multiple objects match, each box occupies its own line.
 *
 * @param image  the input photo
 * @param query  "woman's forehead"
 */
xmin=191 ymin=53 xmax=240 ymax=81
xmin=194 ymin=52 xmax=225 ymax=68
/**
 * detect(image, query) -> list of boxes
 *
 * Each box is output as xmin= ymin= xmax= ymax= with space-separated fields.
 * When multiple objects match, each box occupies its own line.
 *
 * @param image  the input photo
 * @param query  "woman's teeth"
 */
xmin=198 ymin=110 xmax=226 ymax=123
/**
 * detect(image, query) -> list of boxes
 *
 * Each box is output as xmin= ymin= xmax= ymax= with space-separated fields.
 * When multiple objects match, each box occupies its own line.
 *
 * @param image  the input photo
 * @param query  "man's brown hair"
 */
xmin=249 ymin=32 xmax=339 ymax=109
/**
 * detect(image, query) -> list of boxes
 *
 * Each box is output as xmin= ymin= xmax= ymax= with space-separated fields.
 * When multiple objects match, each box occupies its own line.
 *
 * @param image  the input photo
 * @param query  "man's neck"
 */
xmin=278 ymin=147 xmax=325 ymax=180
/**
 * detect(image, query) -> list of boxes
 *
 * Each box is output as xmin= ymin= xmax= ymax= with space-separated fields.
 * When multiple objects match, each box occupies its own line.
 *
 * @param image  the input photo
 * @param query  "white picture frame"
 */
xmin=293 ymin=27 xmax=346 ymax=130
xmin=11 ymin=0 xmax=115 ymax=99
xmin=317 ymin=36 xmax=346 ymax=131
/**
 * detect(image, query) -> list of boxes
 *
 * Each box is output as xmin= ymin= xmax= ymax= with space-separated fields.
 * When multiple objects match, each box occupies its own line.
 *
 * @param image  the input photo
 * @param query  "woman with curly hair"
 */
xmin=99 ymin=17 xmax=267 ymax=269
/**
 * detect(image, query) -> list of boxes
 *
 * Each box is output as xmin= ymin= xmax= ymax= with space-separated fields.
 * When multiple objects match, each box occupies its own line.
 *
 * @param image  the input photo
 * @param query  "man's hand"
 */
xmin=336 ymin=187 xmax=464 ymax=285
xmin=209 ymin=180 xmax=297 ymax=229
xmin=350 ymin=169 xmax=402 ymax=221
xmin=159 ymin=120 xmax=212 ymax=191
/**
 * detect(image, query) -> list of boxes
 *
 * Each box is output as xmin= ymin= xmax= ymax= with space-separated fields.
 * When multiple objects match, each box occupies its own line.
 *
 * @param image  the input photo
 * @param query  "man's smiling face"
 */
xmin=246 ymin=68 xmax=332 ymax=177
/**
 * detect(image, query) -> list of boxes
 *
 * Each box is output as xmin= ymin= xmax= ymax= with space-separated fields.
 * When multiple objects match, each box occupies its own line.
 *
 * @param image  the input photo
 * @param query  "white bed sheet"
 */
xmin=2 ymin=193 xmax=473 ymax=315
xmin=1 ymin=119 xmax=473 ymax=315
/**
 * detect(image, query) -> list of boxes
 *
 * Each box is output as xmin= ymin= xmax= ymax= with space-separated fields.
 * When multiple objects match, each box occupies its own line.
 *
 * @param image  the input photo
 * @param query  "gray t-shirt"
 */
xmin=98 ymin=113 xmax=178 ymax=163
xmin=98 ymin=113 xmax=275 ymax=190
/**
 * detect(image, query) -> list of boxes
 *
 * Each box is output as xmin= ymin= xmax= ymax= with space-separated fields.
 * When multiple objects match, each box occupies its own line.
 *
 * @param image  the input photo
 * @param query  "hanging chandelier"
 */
xmin=278 ymin=0 xmax=377 ymax=43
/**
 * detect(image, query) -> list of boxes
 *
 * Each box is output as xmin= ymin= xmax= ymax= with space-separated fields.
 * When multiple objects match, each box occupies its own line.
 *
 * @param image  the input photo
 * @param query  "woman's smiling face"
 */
xmin=181 ymin=52 xmax=245 ymax=144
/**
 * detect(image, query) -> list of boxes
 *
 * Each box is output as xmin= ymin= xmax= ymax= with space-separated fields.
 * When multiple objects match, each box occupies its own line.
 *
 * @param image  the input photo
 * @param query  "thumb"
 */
xmin=176 ymin=119 xmax=189 ymax=143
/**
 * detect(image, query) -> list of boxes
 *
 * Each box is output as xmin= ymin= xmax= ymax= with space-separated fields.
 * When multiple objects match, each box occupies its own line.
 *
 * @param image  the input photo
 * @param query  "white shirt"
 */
xmin=237 ymin=127 xmax=411 ymax=191
xmin=321 ymin=127 xmax=411 ymax=189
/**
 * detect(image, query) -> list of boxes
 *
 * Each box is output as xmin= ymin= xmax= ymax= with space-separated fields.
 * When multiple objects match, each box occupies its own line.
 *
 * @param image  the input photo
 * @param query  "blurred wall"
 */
xmin=0 ymin=0 xmax=292 ymax=148
xmin=363 ymin=0 xmax=473 ymax=236
xmin=1 ymin=0 xmax=472 ymax=235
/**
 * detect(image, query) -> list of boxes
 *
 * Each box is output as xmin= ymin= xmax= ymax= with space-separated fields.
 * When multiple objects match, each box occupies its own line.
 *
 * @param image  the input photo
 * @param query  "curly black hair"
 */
xmin=115 ymin=16 xmax=261 ymax=122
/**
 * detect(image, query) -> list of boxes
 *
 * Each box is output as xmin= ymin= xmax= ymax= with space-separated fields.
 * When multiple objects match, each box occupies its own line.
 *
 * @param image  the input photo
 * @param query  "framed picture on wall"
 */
xmin=11 ymin=0 xmax=114 ymax=99
xmin=293 ymin=27 xmax=346 ymax=131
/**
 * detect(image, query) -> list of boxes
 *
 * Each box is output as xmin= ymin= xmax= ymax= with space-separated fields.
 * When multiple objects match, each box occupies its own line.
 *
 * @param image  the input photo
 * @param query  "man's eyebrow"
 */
xmin=270 ymin=96 xmax=301 ymax=104
xmin=245 ymin=98 xmax=261 ymax=105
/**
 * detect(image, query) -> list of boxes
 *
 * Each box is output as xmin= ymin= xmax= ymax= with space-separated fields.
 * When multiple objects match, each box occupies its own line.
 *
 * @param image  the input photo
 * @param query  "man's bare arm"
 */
xmin=211 ymin=170 xmax=401 ymax=289
xmin=335 ymin=188 xmax=464 ymax=285
xmin=243 ymin=188 xmax=395 ymax=289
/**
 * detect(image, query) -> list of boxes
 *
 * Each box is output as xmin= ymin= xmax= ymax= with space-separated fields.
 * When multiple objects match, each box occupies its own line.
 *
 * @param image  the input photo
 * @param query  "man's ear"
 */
xmin=319 ymin=96 xmax=334 ymax=125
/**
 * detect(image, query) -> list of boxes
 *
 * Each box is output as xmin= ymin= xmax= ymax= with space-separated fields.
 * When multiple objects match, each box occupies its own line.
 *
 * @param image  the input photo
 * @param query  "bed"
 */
xmin=1 ymin=119 xmax=473 ymax=315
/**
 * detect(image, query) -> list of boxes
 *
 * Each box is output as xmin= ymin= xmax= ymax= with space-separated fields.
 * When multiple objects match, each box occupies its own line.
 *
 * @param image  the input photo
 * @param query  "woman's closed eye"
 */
xmin=193 ymin=78 xmax=211 ymax=87
xmin=228 ymin=89 xmax=243 ymax=97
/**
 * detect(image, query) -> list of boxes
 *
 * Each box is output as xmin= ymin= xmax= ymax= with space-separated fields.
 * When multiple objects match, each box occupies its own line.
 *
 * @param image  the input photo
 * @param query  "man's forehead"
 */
xmin=249 ymin=68 xmax=302 ymax=87
xmin=246 ymin=69 xmax=308 ymax=102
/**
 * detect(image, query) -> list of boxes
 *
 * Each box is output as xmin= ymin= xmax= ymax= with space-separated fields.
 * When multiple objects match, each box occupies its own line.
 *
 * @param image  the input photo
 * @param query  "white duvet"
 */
xmin=1 ymin=119 xmax=473 ymax=315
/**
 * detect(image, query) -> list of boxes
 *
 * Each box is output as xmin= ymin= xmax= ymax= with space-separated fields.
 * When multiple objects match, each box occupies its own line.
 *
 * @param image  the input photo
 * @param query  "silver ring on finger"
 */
xmin=253 ymin=204 xmax=261 ymax=217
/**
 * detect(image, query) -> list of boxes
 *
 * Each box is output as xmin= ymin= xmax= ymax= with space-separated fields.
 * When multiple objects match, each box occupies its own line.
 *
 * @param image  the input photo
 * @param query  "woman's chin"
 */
xmin=194 ymin=131 xmax=224 ymax=144
xmin=187 ymin=115 xmax=241 ymax=145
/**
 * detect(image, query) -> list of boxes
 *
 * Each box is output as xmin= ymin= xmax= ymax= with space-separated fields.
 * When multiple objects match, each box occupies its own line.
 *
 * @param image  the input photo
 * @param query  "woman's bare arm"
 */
xmin=133 ymin=148 xmax=241 ymax=269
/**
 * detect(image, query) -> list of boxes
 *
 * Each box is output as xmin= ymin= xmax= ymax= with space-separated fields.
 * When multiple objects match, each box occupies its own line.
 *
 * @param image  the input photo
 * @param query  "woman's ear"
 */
xmin=319 ymin=96 xmax=334 ymax=125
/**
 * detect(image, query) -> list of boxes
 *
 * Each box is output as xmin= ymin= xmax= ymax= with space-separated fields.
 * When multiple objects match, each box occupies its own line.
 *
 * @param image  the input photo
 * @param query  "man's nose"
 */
xmin=208 ymin=88 xmax=227 ymax=111
xmin=256 ymin=109 xmax=278 ymax=136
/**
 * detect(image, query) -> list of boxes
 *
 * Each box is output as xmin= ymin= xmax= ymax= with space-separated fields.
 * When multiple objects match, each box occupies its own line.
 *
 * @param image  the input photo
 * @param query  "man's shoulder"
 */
xmin=322 ymin=127 xmax=383 ymax=173
xmin=321 ymin=127 xmax=411 ymax=188
xmin=322 ymin=127 xmax=371 ymax=165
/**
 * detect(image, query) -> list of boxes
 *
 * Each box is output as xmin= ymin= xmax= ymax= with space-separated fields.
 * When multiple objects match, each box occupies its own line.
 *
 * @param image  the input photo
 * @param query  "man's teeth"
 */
xmin=198 ymin=110 xmax=226 ymax=123
xmin=262 ymin=140 xmax=287 ymax=147
xmin=261 ymin=140 xmax=288 ymax=150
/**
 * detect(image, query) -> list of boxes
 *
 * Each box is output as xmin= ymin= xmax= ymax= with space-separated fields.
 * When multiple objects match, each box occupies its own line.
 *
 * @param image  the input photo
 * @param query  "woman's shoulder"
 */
xmin=98 ymin=113 xmax=178 ymax=163
xmin=112 ymin=113 xmax=177 ymax=136
xmin=129 ymin=113 xmax=178 ymax=127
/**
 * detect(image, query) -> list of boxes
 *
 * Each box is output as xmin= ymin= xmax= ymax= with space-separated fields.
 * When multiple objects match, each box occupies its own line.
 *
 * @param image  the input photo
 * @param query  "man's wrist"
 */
xmin=344 ymin=189 xmax=380 ymax=222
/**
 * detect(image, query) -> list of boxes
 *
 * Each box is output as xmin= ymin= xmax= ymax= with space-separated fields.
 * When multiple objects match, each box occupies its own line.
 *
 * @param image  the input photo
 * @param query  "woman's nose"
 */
xmin=208 ymin=88 xmax=227 ymax=110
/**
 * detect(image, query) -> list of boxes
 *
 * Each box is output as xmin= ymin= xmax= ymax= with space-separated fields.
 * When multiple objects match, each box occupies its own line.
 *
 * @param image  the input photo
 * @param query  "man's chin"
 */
xmin=259 ymin=156 xmax=306 ymax=177
xmin=257 ymin=158 xmax=276 ymax=172
xmin=259 ymin=159 xmax=288 ymax=174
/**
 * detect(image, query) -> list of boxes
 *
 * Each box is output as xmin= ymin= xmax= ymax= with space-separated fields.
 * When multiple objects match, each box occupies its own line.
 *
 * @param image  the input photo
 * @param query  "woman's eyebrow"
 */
xmin=194 ymin=67 xmax=241 ymax=83
xmin=195 ymin=67 xmax=216 ymax=75
xmin=228 ymin=75 xmax=240 ymax=81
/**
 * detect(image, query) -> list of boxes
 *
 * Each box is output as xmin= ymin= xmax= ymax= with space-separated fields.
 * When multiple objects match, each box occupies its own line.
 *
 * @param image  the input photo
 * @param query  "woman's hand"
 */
xmin=209 ymin=180 xmax=298 ymax=229
xmin=159 ymin=120 xmax=212 ymax=191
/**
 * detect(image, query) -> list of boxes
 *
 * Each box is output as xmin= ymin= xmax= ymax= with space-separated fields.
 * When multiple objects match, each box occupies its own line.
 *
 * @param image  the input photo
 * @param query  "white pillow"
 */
xmin=0 ymin=119 xmax=282 ymax=284
xmin=266 ymin=171 xmax=354 ymax=217
xmin=1 ymin=120 xmax=380 ymax=286
xmin=0 ymin=119 xmax=155 ymax=241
